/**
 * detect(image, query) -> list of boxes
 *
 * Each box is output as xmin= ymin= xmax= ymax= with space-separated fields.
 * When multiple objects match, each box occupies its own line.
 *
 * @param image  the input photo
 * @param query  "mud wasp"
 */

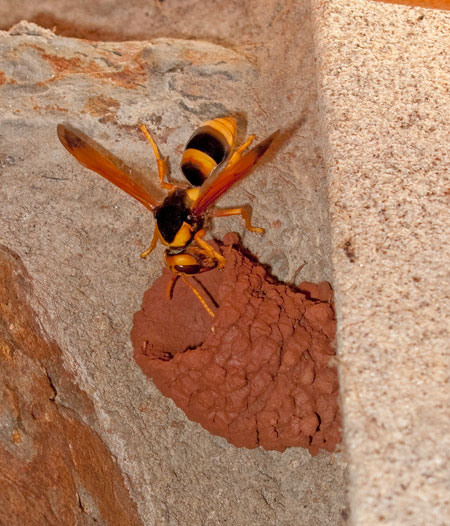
xmin=57 ymin=117 xmax=278 ymax=317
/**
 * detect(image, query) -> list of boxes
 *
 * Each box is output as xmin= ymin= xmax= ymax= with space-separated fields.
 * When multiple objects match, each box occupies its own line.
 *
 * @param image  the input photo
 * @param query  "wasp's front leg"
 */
xmin=194 ymin=229 xmax=226 ymax=269
xmin=140 ymin=228 xmax=159 ymax=259
xmin=140 ymin=124 xmax=175 ymax=191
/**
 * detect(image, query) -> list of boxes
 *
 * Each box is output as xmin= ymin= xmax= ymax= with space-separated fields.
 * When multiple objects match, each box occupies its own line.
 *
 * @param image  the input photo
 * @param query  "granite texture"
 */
xmin=312 ymin=1 xmax=450 ymax=525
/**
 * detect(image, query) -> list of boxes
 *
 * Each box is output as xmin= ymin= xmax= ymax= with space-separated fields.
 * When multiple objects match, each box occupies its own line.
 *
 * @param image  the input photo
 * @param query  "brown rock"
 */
xmin=0 ymin=246 xmax=142 ymax=526
xmin=132 ymin=234 xmax=341 ymax=454
xmin=0 ymin=18 xmax=347 ymax=524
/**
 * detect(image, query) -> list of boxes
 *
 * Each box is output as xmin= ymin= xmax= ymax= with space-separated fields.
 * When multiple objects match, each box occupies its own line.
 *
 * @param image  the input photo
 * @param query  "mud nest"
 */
xmin=131 ymin=233 xmax=341 ymax=454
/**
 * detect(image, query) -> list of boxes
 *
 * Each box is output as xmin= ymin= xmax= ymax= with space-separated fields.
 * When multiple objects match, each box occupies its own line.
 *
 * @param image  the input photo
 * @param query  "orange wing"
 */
xmin=191 ymin=130 xmax=279 ymax=217
xmin=57 ymin=124 xmax=163 ymax=211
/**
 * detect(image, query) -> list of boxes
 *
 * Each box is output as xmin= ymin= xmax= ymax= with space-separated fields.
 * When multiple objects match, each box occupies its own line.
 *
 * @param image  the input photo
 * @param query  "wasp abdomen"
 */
xmin=181 ymin=117 xmax=236 ymax=186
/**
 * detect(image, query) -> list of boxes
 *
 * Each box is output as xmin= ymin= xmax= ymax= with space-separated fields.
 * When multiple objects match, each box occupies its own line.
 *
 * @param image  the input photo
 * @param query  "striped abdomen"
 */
xmin=180 ymin=117 xmax=236 ymax=187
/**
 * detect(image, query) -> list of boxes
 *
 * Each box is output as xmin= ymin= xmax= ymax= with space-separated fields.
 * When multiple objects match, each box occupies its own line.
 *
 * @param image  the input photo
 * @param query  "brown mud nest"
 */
xmin=131 ymin=233 xmax=341 ymax=454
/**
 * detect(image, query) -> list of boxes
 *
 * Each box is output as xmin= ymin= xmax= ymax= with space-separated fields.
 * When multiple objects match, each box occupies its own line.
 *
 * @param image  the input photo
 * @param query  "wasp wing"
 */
xmin=191 ymin=130 xmax=279 ymax=217
xmin=57 ymin=124 xmax=163 ymax=211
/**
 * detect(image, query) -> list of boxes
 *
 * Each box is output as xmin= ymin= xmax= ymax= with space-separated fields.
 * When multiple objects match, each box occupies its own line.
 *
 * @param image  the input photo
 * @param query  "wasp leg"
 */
xmin=181 ymin=275 xmax=215 ymax=317
xmin=194 ymin=229 xmax=226 ymax=269
xmin=212 ymin=206 xmax=265 ymax=234
xmin=140 ymin=229 xmax=159 ymax=259
xmin=140 ymin=124 xmax=175 ymax=191
xmin=167 ymin=273 xmax=179 ymax=299
xmin=226 ymin=134 xmax=255 ymax=168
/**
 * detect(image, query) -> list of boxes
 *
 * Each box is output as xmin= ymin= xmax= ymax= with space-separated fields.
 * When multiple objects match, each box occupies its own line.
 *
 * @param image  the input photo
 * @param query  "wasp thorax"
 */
xmin=155 ymin=189 xmax=193 ymax=243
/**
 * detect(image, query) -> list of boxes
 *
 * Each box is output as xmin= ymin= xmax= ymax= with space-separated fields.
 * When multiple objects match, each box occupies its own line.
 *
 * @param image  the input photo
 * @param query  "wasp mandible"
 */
xmin=57 ymin=117 xmax=279 ymax=316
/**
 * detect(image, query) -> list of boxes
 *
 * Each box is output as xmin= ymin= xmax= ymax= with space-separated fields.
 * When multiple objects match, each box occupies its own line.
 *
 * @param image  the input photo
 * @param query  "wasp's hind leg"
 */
xmin=181 ymin=275 xmax=215 ymax=317
xmin=225 ymin=134 xmax=255 ymax=168
xmin=140 ymin=124 xmax=175 ymax=191
xmin=212 ymin=206 xmax=265 ymax=234
xmin=166 ymin=268 xmax=215 ymax=317
xmin=194 ymin=229 xmax=226 ymax=269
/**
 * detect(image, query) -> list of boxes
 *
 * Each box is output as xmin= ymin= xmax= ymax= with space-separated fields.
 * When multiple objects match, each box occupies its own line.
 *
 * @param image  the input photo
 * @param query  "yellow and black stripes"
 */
xmin=181 ymin=117 xmax=236 ymax=186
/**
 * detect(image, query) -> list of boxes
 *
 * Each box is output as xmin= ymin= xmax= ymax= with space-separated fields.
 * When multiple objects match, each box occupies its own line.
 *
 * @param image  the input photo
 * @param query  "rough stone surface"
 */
xmin=132 ymin=234 xmax=341 ymax=454
xmin=312 ymin=1 xmax=450 ymax=525
xmin=0 ymin=246 xmax=143 ymax=526
xmin=0 ymin=9 xmax=346 ymax=526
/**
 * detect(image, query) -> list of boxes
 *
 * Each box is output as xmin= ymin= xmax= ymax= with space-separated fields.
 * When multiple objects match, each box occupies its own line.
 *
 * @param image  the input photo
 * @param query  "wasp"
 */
xmin=57 ymin=117 xmax=278 ymax=317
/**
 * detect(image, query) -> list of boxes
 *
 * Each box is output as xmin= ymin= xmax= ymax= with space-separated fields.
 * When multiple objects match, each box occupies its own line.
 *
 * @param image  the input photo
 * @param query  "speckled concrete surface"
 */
xmin=312 ymin=1 xmax=450 ymax=525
